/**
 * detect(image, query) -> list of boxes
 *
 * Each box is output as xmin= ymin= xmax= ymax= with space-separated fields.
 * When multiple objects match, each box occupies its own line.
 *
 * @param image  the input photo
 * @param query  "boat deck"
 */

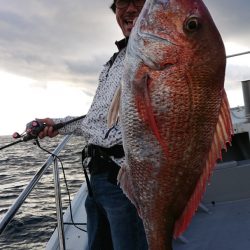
xmin=174 ymin=198 xmax=250 ymax=250
xmin=47 ymin=159 xmax=250 ymax=250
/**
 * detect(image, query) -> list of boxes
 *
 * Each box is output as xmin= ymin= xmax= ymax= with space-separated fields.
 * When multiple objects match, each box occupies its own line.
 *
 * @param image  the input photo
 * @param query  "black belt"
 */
xmin=82 ymin=144 xmax=124 ymax=161
xmin=81 ymin=144 xmax=124 ymax=196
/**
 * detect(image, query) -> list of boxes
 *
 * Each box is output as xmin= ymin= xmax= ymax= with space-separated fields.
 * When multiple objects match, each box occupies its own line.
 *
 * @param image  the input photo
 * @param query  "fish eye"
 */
xmin=184 ymin=16 xmax=200 ymax=33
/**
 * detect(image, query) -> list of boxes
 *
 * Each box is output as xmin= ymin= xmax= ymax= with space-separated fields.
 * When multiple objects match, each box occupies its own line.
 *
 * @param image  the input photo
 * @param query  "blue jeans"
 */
xmin=85 ymin=172 xmax=148 ymax=250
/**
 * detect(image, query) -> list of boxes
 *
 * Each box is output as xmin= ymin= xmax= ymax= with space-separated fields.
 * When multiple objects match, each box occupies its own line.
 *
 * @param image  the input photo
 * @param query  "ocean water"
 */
xmin=0 ymin=135 xmax=86 ymax=249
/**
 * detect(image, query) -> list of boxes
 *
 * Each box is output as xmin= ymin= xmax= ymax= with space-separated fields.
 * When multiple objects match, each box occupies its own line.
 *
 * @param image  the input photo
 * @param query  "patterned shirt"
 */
xmin=53 ymin=39 xmax=127 ymax=150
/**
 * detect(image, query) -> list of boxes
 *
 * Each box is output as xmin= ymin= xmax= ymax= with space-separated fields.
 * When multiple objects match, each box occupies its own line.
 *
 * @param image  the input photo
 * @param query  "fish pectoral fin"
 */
xmin=135 ymin=73 xmax=169 ymax=157
xmin=107 ymin=84 xmax=121 ymax=128
xmin=174 ymin=89 xmax=233 ymax=238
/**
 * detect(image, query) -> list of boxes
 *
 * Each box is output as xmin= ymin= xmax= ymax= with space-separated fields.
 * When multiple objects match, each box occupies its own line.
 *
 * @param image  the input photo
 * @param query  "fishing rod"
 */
xmin=0 ymin=115 xmax=86 ymax=150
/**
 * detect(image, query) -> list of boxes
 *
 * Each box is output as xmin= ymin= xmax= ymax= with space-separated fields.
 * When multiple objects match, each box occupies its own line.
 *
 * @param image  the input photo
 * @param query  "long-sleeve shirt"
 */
xmin=53 ymin=39 xmax=127 ymax=149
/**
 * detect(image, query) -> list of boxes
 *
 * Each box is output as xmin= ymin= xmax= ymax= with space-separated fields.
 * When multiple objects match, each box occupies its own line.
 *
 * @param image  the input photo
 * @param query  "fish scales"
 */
xmin=110 ymin=0 xmax=233 ymax=249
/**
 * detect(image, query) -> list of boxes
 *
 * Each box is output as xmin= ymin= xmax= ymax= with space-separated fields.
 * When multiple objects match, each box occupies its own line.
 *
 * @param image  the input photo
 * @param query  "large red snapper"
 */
xmin=109 ymin=0 xmax=233 ymax=249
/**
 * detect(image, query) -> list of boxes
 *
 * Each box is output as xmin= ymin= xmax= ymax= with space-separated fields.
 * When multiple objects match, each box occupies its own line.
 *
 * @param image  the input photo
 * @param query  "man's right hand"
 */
xmin=36 ymin=118 xmax=59 ymax=139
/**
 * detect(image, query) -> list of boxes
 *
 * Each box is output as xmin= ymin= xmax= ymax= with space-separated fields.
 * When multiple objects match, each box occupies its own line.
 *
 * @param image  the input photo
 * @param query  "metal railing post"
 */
xmin=52 ymin=157 xmax=66 ymax=250
xmin=0 ymin=135 xmax=72 ymax=235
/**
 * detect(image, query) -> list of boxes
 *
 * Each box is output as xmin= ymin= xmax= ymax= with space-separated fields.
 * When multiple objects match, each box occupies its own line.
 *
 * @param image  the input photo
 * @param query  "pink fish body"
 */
xmin=110 ymin=0 xmax=233 ymax=249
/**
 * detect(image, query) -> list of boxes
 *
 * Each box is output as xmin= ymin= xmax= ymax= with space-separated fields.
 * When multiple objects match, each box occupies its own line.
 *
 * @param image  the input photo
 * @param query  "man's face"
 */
xmin=115 ymin=0 xmax=145 ymax=37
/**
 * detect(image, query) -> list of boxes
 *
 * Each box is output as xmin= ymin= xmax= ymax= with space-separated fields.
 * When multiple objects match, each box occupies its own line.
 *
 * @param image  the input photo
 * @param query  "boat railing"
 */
xmin=226 ymin=51 xmax=250 ymax=58
xmin=0 ymin=134 xmax=73 ymax=250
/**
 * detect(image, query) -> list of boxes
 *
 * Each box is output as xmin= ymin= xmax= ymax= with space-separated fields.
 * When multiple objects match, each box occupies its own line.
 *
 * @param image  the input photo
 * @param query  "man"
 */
xmin=38 ymin=0 xmax=148 ymax=249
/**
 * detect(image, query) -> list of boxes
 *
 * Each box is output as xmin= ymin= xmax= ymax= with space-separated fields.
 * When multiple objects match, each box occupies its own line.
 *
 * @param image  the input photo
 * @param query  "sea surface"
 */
xmin=0 ymin=135 xmax=86 ymax=250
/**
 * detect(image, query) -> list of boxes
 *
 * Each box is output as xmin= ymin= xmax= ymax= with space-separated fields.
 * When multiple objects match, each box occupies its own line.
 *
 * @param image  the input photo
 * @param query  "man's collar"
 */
xmin=115 ymin=38 xmax=128 ymax=51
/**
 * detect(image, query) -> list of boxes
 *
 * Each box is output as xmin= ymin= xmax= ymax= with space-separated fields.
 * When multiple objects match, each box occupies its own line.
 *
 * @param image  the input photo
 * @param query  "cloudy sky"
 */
xmin=0 ymin=0 xmax=250 ymax=136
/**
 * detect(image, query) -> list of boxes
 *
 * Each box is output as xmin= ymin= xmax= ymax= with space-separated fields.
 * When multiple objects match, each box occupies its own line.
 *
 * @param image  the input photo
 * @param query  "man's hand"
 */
xmin=36 ymin=118 xmax=59 ymax=139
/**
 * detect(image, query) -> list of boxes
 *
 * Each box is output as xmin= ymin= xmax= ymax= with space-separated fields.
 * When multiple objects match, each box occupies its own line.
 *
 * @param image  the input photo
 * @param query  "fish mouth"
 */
xmin=127 ymin=0 xmax=178 ymax=70
xmin=135 ymin=0 xmax=176 ymax=46
xmin=128 ymin=23 xmax=176 ymax=70
xmin=138 ymin=26 xmax=175 ymax=46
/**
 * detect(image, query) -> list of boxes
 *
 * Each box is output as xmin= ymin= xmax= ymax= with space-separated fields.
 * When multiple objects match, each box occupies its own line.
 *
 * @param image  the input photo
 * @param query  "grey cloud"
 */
xmin=0 ymin=0 xmax=249 ymax=90
xmin=0 ymin=0 xmax=118 ymax=86
xmin=65 ymin=55 xmax=110 ymax=75
xmin=204 ymin=0 xmax=250 ymax=47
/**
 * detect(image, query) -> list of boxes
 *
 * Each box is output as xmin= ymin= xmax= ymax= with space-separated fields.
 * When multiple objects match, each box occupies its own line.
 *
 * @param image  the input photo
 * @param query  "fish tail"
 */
xmin=173 ymin=89 xmax=233 ymax=237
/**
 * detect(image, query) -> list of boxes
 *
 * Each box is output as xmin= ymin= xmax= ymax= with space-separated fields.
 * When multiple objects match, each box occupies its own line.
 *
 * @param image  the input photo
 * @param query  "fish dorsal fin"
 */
xmin=173 ymin=89 xmax=233 ymax=238
xmin=107 ymin=84 xmax=122 ymax=128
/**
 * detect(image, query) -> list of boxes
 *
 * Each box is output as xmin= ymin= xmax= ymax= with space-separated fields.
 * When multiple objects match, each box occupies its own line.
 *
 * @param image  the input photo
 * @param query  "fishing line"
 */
xmin=34 ymin=139 xmax=87 ymax=233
